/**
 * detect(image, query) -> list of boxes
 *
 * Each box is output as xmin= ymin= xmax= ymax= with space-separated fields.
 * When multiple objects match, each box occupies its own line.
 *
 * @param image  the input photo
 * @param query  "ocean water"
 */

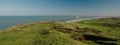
xmin=0 ymin=16 xmax=93 ymax=30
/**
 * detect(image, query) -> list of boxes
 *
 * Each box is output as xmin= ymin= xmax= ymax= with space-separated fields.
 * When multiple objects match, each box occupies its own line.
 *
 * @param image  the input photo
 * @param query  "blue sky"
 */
xmin=0 ymin=0 xmax=120 ymax=16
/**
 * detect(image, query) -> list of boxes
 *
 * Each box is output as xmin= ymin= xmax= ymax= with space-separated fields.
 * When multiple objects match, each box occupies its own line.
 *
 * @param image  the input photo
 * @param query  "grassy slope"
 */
xmin=0 ymin=22 xmax=88 ymax=45
xmin=0 ymin=17 xmax=119 ymax=45
xmin=74 ymin=17 xmax=120 ymax=45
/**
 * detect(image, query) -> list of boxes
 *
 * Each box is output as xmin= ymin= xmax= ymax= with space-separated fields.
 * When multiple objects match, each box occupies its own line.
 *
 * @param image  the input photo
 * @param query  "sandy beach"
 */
xmin=66 ymin=17 xmax=104 ymax=23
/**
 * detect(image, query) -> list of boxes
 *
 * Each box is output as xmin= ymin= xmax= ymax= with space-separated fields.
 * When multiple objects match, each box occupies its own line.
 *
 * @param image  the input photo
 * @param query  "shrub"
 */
xmin=71 ymin=33 xmax=84 ymax=41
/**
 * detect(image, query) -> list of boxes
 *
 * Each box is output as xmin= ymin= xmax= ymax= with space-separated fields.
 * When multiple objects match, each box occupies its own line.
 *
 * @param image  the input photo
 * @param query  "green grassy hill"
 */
xmin=74 ymin=17 xmax=120 ymax=45
xmin=0 ymin=17 xmax=120 ymax=45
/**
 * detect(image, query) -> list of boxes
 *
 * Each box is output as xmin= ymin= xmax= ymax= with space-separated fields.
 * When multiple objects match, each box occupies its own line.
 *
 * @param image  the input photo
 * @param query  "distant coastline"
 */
xmin=66 ymin=17 xmax=104 ymax=23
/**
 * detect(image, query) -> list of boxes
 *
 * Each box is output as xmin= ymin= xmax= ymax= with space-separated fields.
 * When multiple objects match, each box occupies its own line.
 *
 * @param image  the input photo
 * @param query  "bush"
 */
xmin=42 ymin=30 xmax=51 ymax=35
xmin=71 ymin=33 xmax=84 ymax=41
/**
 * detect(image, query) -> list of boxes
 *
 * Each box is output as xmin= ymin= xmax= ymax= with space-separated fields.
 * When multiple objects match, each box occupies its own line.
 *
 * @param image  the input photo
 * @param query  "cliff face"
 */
xmin=0 ymin=17 xmax=120 ymax=45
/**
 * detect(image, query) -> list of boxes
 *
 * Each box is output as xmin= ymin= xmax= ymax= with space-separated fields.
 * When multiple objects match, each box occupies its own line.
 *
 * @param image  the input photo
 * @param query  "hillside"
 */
xmin=0 ymin=17 xmax=120 ymax=45
xmin=74 ymin=17 xmax=120 ymax=45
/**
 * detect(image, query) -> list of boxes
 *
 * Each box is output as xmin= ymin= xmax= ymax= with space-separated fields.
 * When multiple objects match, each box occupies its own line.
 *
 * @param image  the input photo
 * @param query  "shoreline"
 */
xmin=66 ymin=17 xmax=104 ymax=23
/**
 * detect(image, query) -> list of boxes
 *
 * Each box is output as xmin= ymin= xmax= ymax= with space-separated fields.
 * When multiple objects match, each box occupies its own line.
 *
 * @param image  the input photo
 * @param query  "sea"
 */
xmin=0 ymin=16 xmax=98 ymax=30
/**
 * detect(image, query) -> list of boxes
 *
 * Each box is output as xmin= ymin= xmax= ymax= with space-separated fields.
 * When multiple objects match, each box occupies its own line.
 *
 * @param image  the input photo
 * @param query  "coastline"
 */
xmin=66 ymin=17 xmax=104 ymax=23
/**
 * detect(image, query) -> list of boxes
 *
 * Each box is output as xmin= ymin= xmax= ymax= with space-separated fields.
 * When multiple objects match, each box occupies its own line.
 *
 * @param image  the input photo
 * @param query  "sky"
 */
xmin=0 ymin=0 xmax=120 ymax=16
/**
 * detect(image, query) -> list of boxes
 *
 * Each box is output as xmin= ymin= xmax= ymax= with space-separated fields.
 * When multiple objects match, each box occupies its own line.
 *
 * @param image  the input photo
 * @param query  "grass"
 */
xmin=74 ymin=17 xmax=120 ymax=45
xmin=0 ymin=17 xmax=120 ymax=45
xmin=0 ymin=22 xmax=88 ymax=45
